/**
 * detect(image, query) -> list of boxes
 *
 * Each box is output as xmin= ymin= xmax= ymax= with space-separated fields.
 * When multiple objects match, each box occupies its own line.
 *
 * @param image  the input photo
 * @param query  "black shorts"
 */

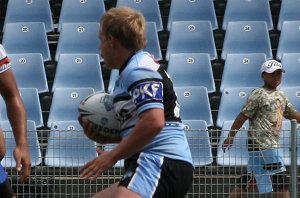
xmin=0 ymin=179 xmax=15 ymax=198
xmin=238 ymin=172 xmax=289 ymax=191
xmin=119 ymin=152 xmax=194 ymax=198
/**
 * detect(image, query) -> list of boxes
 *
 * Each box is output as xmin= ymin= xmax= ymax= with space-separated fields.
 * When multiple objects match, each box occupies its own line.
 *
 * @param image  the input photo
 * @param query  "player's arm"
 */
xmin=222 ymin=113 xmax=248 ymax=151
xmin=0 ymin=68 xmax=31 ymax=182
xmin=289 ymin=111 xmax=300 ymax=123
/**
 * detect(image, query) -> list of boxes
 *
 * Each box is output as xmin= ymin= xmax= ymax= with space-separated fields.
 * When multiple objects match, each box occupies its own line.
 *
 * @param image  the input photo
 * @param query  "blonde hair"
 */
xmin=100 ymin=7 xmax=147 ymax=51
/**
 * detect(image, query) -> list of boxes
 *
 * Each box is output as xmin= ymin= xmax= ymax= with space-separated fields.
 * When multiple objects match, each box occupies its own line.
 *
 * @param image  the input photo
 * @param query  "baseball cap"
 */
xmin=261 ymin=59 xmax=285 ymax=73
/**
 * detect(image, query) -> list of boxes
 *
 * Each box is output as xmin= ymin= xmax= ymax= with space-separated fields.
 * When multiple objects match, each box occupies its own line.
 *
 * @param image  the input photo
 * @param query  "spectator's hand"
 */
xmin=222 ymin=137 xmax=234 ymax=152
xmin=13 ymin=145 xmax=31 ymax=183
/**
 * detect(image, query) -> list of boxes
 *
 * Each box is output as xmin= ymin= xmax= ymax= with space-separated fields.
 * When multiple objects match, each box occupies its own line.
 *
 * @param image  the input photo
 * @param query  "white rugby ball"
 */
xmin=78 ymin=92 xmax=120 ymax=138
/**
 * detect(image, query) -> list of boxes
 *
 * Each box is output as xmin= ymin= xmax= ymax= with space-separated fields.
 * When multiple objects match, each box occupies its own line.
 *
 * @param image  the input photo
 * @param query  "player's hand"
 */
xmin=79 ymin=148 xmax=117 ymax=180
xmin=222 ymin=137 xmax=234 ymax=152
xmin=78 ymin=116 xmax=101 ymax=142
xmin=13 ymin=145 xmax=31 ymax=183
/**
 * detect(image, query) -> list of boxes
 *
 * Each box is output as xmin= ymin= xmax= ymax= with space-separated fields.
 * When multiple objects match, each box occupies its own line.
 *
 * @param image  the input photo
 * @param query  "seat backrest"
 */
xmin=216 ymin=120 xmax=249 ymax=166
xmin=0 ymin=88 xmax=44 ymax=128
xmin=2 ymin=120 xmax=42 ymax=167
xmin=281 ymin=86 xmax=300 ymax=112
xmin=174 ymin=86 xmax=213 ymax=127
xmin=182 ymin=120 xmax=213 ymax=166
xmin=58 ymin=0 xmax=105 ymax=32
xmin=9 ymin=53 xmax=48 ymax=93
xmin=277 ymin=21 xmax=300 ymax=60
xmin=220 ymin=53 xmax=266 ymax=93
xmin=52 ymin=54 xmax=105 ymax=92
xmin=166 ymin=21 xmax=217 ymax=61
xmin=167 ymin=0 xmax=217 ymax=31
xmin=222 ymin=0 xmax=273 ymax=30
xmin=221 ymin=21 xmax=272 ymax=60
xmin=216 ymin=87 xmax=257 ymax=127
xmin=2 ymin=22 xmax=51 ymax=61
xmin=44 ymin=120 xmax=97 ymax=167
xmin=167 ymin=53 xmax=215 ymax=93
xmin=116 ymin=0 xmax=163 ymax=31
xmin=55 ymin=22 xmax=100 ymax=61
xmin=47 ymin=88 xmax=95 ymax=127
xmin=277 ymin=0 xmax=300 ymax=31
xmin=280 ymin=53 xmax=300 ymax=88
xmin=4 ymin=0 xmax=53 ymax=32
xmin=145 ymin=22 xmax=162 ymax=61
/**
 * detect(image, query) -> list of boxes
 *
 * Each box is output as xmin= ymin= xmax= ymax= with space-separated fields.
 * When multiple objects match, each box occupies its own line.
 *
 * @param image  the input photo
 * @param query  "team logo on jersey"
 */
xmin=131 ymin=81 xmax=163 ymax=105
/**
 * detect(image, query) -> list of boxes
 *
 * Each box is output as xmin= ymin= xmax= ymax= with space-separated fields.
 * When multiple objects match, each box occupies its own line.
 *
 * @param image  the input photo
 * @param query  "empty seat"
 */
xmin=52 ymin=54 xmax=105 ymax=92
xmin=281 ymin=86 xmax=300 ymax=112
xmin=58 ymin=0 xmax=105 ymax=32
xmin=55 ymin=22 xmax=100 ymax=61
xmin=216 ymin=120 xmax=249 ymax=166
xmin=222 ymin=0 xmax=273 ymax=30
xmin=221 ymin=21 xmax=272 ymax=60
xmin=277 ymin=21 xmax=300 ymax=60
xmin=2 ymin=120 xmax=42 ymax=167
xmin=280 ymin=53 xmax=300 ymax=88
xmin=2 ymin=22 xmax=51 ymax=61
xmin=167 ymin=53 xmax=215 ymax=93
xmin=116 ymin=0 xmax=163 ymax=32
xmin=4 ymin=0 xmax=54 ymax=32
xmin=107 ymin=69 xmax=119 ymax=94
xmin=174 ymin=86 xmax=213 ymax=127
xmin=0 ymin=88 xmax=43 ymax=128
xmin=277 ymin=0 xmax=300 ymax=31
xmin=44 ymin=121 xmax=97 ymax=167
xmin=166 ymin=21 xmax=217 ymax=61
xmin=220 ymin=53 xmax=266 ymax=93
xmin=9 ymin=53 xmax=48 ymax=93
xmin=47 ymin=88 xmax=95 ymax=127
xmin=167 ymin=0 xmax=218 ymax=31
xmin=182 ymin=120 xmax=213 ymax=166
xmin=216 ymin=87 xmax=257 ymax=128
xmin=145 ymin=22 xmax=162 ymax=61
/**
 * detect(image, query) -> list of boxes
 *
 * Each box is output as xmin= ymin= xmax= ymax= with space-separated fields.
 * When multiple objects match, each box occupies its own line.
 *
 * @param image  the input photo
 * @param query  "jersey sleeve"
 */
xmin=0 ymin=45 xmax=12 ymax=73
xmin=126 ymin=68 xmax=164 ymax=115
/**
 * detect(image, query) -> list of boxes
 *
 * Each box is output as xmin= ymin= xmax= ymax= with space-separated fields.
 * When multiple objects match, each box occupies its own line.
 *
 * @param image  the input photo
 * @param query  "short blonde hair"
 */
xmin=100 ymin=7 xmax=147 ymax=51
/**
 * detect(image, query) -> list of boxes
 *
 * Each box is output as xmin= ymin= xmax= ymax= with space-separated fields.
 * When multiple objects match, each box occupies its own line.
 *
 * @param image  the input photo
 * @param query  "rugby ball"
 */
xmin=78 ymin=92 xmax=120 ymax=138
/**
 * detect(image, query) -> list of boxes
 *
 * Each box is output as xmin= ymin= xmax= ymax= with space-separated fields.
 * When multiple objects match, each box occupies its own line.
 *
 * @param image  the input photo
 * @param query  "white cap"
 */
xmin=261 ymin=60 xmax=285 ymax=73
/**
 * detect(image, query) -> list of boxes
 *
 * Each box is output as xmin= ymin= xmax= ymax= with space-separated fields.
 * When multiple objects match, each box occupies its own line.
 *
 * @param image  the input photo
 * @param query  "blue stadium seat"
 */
xmin=52 ymin=54 xmax=105 ymax=92
xmin=221 ymin=21 xmax=272 ymax=60
xmin=278 ymin=120 xmax=293 ymax=166
xmin=277 ymin=0 xmax=300 ymax=31
xmin=220 ymin=53 xmax=266 ymax=93
xmin=166 ymin=21 xmax=217 ymax=61
xmin=280 ymin=53 xmax=300 ymax=88
xmin=0 ymin=88 xmax=44 ymax=128
xmin=107 ymin=69 xmax=119 ymax=94
xmin=145 ymin=22 xmax=162 ymax=61
xmin=44 ymin=121 xmax=97 ymax=167
xmin=4 ymin=0 xmax=54 ymax=32
xmin=2 ymin=22 xmax=51 ymax=62
xmin=277 ymin=21 xmax=300 ymax=60
xmin=8 ymin=53 xmax=48 ymax=93
xmin=216 ymin=120 xmax=249 ymax=166
xmin=174 ymin=86 xmax=213 ymax=127
xmin=167 ymin=0 xmax=218 ymax=31
xmin=55 ymin=22 xmax=100 ymax=61
xmin=47 ymin=88 xmax=95 ymax=127
xmin=167 ymin=53 xmax=215 ymax=93
xmin=58 ymin=0 xmax=105 ymax=32
xmin=182 ymin=120 xmax=213 ymax=166
xmin=216 ymin=87 xmax=257 ymax=128
xmin=281 ymin=86 xmax=300 ymax=112
xmin=2 ymin=120 xmax=42 ymax=168
xmin=222 ymin=0 xmax=273 ymax=30
xmin=116 ymin=0 xmax=163 ymax=32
